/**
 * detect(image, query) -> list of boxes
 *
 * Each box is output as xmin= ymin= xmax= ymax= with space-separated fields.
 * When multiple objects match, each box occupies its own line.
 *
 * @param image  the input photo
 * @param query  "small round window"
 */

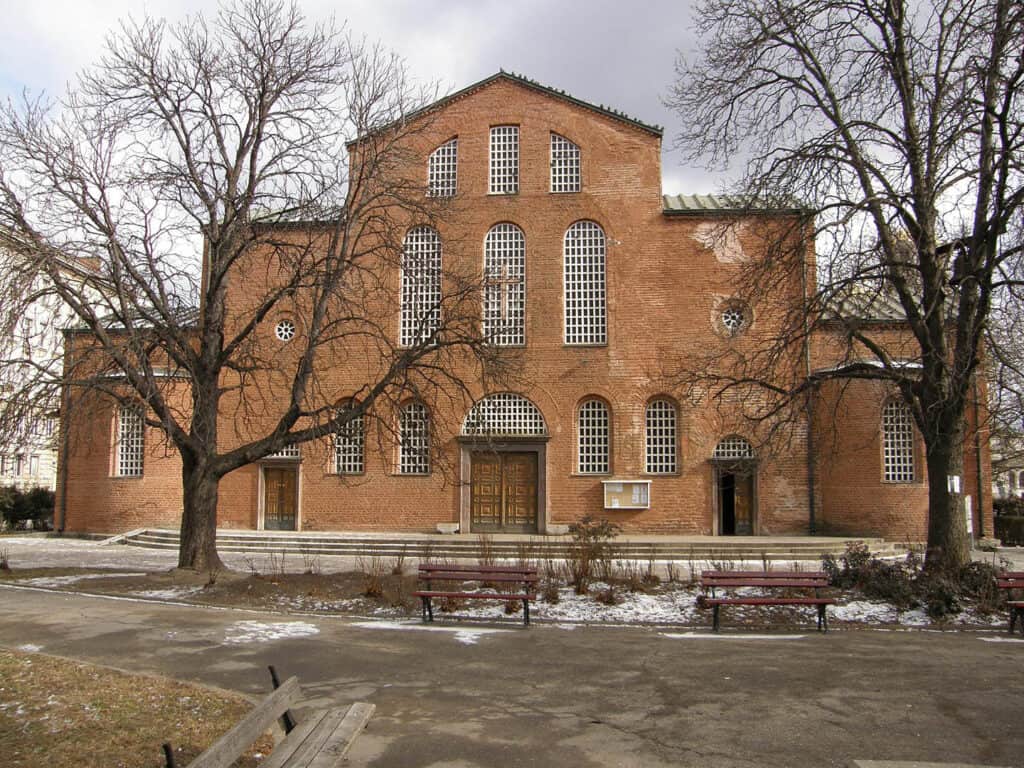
xmin=275 ymin=319 xmax=296 ymax=342
xmin=721 ymin=306 xmax=745 ymax=333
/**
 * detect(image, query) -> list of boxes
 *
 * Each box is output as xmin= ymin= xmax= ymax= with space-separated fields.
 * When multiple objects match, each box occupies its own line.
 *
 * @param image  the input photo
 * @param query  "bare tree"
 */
xmin=0 ymin=0 xmax=508 ymax=570
xmin=668 ymin=0 xmax=1024 ymax=570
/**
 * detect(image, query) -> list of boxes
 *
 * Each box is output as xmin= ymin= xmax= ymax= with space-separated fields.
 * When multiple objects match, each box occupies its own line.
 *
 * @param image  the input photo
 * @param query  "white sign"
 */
xmin=965 ymin=495 xmax=973 ymax=535
xmin=947 ymin=475 xmax=961 ymax=494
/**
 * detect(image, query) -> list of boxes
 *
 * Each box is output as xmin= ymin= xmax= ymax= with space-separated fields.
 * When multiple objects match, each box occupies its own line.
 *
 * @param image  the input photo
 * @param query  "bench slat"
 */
xmin=417 ymin=572 xmax=539 ymax=583
xmin=700 ymin=597 xmax=835 ymax=606
xmin=187 ymin=676 xmax=301 ymax=768
xmin=701 ymin=570 xmax=827 ymax=579
xmin=701 ymin=579 xmax=828 ymax=588
xmin=413 ymin=591 xmax=535 ymax=600
xmin=307 ymin=703 xmax=377 ymax=768
xmin=259 ymin=710 xmax=333 ymax=768
xmin=420 ymin=564 xmax=537 ymax=574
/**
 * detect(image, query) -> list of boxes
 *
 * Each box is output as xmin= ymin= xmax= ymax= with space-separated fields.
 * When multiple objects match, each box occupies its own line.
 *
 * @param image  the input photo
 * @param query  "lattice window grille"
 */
xmin=550 ymin=134 xmax=581 ymax=193
xmin=564 ymin=221 xmax=607 ymax=344
xmin=483 ymin=223 xmax=526 ymax=346
xmin=578 ymin=400 xmax=610 ymax=474
xmin=400 ymin=226 xmax=442 ymax=347
xmin=267 ymin=445 xmax=301 ymax=459
xmin=489 ymin=126 xmax=519 ymax=194
xmin=462 ymin=393 xmax=547 ymax=437
xmin=882 ymin=400 xmax=915 ymax=482
xmin=399 ymin=402 xmax=430 ymax=474
xmin=335 ymin=412 xmax=365 ymax=474
xmin=428 ymin=138 xmax=458 ymax=197
xmin=713 ymin=436 xmax=754 ymax=459
xmin=645 ymin=400 xmax=677 ymax=474
xmin=117 ymin=405 xmax=144 ymax=477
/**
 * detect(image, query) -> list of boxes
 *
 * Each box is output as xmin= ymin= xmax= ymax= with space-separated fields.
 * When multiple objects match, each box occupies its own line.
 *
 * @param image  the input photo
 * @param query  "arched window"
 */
xmin=564 ymin=221 xmax=607 ymax=345
xmin=462 ymin=393 xmax=546 ymax=437
xmin=334 ymin=404 xmax=364 ymax=475
xmin=400 ymin=226 xmax=442 ymax=347
xmin=428 ymin=138 xmax=458 ymax=197
xmin=489 ymin=126 xmax=519 ymax=194
xmin=713 ymin=436 xmax=754 ymax=460
xmin=483 ymin=223 xmax=526 ymax=346
xmin=578 ymin=399 xmax=610 ymax=474
xmin=550 ymin=133 xmax=581 ymax=192
xmin=645 ymin=400 xmax=677 ymax=474
xmin=116 ymin=404 xmax=144 ymax=477
xmin=398 ymin=402 xmax=430 ymax=475
xmin=882 ymin=399 xmax=915 ymax=482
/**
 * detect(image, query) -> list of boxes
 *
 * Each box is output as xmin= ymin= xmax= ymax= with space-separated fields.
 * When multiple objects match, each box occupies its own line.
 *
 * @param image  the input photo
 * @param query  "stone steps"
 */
xmin=118 ymin=529 xmax=908 ymax=562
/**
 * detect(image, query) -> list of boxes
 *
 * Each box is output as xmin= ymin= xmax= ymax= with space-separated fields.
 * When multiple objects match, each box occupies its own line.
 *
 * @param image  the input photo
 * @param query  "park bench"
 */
xmin=697 ymin=570 xmax=835 ymax=632
xmin=162 ymin=666 xmax=375 ymax=768
xmin=414 ymin=563 xmax=538 ymax=625
xmin=997 ymin=571 xmax=1024 ymax=634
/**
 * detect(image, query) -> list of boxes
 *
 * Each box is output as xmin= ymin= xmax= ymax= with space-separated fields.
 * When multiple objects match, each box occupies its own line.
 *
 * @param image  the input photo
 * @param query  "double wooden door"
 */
xmin=471 ymin=452 xmax=538 ymax=533
xmin=264 ymin=467 xmax=298 ymax=531
xmin=719 ymin=471 xmax=754 ymax=535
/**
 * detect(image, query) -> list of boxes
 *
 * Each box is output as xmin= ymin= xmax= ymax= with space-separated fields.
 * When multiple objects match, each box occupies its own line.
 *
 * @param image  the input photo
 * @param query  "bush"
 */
xmin=822 ymin=543 xmax=1005 ymax=619
xmin=0 ymin=486 xmax=55 ymax=530
xmin=993 ymin=496 xmax=1024 ymax=517
xmin=566 ymin=515 xmax=620 ymax=595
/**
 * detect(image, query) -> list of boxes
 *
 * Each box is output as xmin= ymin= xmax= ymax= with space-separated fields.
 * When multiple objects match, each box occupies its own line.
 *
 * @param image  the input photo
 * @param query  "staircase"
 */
xmin=116 ymin=528 xmax=909 ymax=562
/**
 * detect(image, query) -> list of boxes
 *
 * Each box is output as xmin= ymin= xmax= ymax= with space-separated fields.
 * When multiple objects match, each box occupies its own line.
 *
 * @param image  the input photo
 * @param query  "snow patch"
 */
xmin=17 ymin=644 xmax=43 ymax=652
xmin=20 ymin=572 xmax=147 ymax=588
xmin=223 ymin=621 xmax=320 ymax=644
xmin=979 ymin=636 xmax=1024 ymax=643
xmin=660 ymin=632 xmax=807 ymax=640
xmin=133 ymin=587 xmax=203 ymax=600
xmin=350 ymin=620 xmax=509 ymax=643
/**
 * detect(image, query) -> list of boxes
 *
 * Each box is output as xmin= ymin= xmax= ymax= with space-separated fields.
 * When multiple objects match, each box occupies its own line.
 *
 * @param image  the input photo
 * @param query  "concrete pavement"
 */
xmin=0 ymin=583 xmax=1020 ymax=767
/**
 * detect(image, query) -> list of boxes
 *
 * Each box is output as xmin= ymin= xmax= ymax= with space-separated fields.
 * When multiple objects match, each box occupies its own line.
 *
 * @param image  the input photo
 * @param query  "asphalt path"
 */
xmin=0 ymin=583 xmax=1020 ymax=768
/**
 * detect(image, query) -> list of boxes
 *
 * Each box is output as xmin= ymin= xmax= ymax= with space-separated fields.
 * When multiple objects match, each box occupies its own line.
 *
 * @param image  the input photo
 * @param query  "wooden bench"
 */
xmin=414 ymin=563 xmax=538 ymax=625
xmin=162 ymin=666 xmax=375 ymax=768
xmin=997 ymin=571 xmax=1024 ymax=635
xmin=697 ymin=570 xmax=835 ymax=632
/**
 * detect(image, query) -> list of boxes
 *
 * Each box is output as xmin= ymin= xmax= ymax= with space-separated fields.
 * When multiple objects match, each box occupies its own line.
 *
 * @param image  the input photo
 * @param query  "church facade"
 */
xmin=57 ymin=73 xmax=993 ymax=542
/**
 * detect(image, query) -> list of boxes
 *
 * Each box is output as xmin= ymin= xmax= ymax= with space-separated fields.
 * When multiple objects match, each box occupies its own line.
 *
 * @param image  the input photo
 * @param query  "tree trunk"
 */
xmin=178 ymin=456 xmax=224 ymax=571
xmin=923 ymin=418 xmax=971 ymax=573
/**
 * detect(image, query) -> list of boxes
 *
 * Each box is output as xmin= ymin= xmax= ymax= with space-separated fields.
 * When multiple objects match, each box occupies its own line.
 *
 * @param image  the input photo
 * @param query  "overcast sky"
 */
xmin=0 ymin=0 xmax=729 ymax=194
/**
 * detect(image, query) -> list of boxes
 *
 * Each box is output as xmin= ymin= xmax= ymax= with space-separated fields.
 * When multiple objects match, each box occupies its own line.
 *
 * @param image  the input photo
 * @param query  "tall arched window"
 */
xmin=645 ymin=399 xmax=677 ymax=474
xmin=399 ymin=402 xmax=430 ymax=475
xmin=550 ymin=133 xmax=581 ymax=193
xmin=483 ymin=223 xmax=526 ymax=346
xmin=882 ymin=399 xmax=915 ymax=482
xmin=428 ymin=138 xmax=458 ymax=197
xmin=489 ymin=125 xmax=519 ymax=194
xmin=578 ymin=399 xmax=610 ymax=474
xmin=334 ymin=404 xmax=365 ymax=475
xmin=116 ymin=404 xmax=144 ymax=477
xmin=400 ymin=226 xmax=442 ymax=347
xmin=564 ymin=221 xmax=607 ymax=345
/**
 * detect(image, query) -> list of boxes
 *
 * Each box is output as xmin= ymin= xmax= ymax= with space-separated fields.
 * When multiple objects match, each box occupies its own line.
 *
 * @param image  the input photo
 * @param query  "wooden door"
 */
xmin=264 ymin=467 xmax=298 ymax=531
xmin=734 ymin=474 xmax=754 ymax=535
xmin=471 ymin=452 xmax=538 ymax=533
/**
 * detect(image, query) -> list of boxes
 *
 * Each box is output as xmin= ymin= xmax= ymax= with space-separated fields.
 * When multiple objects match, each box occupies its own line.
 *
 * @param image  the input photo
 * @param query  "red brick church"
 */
xmin=57 ymin=72 xmax=992 ymax=541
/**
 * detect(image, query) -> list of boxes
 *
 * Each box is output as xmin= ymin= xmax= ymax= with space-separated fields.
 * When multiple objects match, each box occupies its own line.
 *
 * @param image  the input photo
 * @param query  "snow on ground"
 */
xmin=19 ymin=572 xmax=147 ymax=588
xmin=132 ymin=586 xmax=204 ymax=600
xmin=350 ymin=620 xmax=510 ymax=645
xmin=223 ymin=620 xmax=320 ymax=644
xmin=16 ymin=644 xmax=43 ymax=652
xmin=660 ymin=632 xmax=806 ymax=640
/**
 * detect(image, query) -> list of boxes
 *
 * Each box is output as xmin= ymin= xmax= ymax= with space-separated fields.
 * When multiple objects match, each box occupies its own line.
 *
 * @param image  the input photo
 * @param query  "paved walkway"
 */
xmin=0 ymin=581 xmax=1020 ymax=767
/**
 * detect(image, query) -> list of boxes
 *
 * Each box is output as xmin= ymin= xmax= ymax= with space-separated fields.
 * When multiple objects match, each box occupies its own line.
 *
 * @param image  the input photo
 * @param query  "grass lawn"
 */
xmin=0 ymin=649 xmax=272 ymax=768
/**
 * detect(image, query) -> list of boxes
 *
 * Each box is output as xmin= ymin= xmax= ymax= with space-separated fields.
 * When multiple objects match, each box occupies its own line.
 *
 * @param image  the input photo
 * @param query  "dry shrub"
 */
xmin=595 ymin=584 xmax=620 ymax=606
xmin=392 ymin=545 xmax=408 ymax=575
xmin=358 ymin=555 xmax=386 ymax=599
xmin=567 ymin=515 xmax=620 ymax=595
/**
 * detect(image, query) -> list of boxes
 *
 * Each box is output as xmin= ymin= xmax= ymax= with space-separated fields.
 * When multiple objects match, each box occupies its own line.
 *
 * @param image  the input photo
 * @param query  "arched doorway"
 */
xmin=712 ymin=437 xmax=757 ymax=536
xmin=460 ymin=394 xmax=548 ymax=533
